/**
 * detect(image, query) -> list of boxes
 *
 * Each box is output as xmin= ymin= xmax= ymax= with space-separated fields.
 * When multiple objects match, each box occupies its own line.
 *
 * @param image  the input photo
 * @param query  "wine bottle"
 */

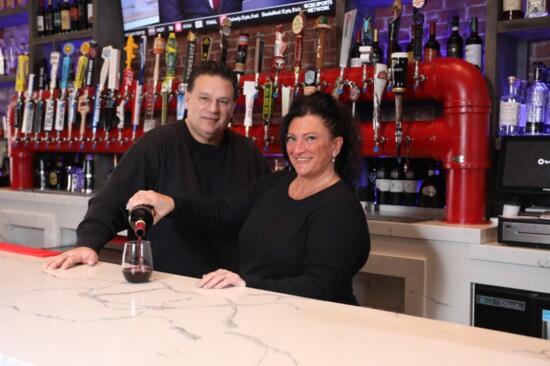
xmin=83 ymin=154 xmax=94 ymax=193
xmin=371 ymin=29 xmax=384 ymax=65
xmin=406 ymin=24 xmax=415 ymax=63
xmin=375 ymin=158 xmax=390 ymax=205
xmin=86 ymin=0 xmax=93 ymax=29
xmin=36 ymin=0 xmax=45 ymax=37
xmin=129 ymin=204 xmax=155 ymax=238
xmin=53 ymin=0 xmax=62 ymax=34
xmin=424 ymin=21 xmax=440 ymax=62
xmin=419 ymin=162 xmax=445 ymax=208
xmin=78 ymin=0 xmax=87 ymax=30
xmin=350 ymin=30 xmax=362 ymax=68
xmin=464 ymin=17 xmax=483 ymax=71
xmin=525 ymin=63 xmax=549 ymax=135
xmin=403 ymin=163 xmax=419 ymax=207
xmin=60 ymin=0 xmax=71 ymax=33
xmin=70 ymin=0 xmax=79 ymax=31
xmin=498 ymin=75 xmax=521 ymax=136
xmin=44 ymin=0 xmax=54 ymax=36
xmin=501 ymin=0 xmax=524 ymax=20
xmin=389 ymin=159 xmax=405 ymax=206
xmin=446 ymin=16 xmax=463 ymax=58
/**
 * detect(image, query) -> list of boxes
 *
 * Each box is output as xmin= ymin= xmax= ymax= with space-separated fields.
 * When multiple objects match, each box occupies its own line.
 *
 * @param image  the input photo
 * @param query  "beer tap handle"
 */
xmin=152 ymin=35 xmax=166 ymax=99
xmin=292 ymin=11 xmax=305 ymax=94
xmin=412 ymin=1 xmax=426 ymax=90
xmin=254 ymin=33 xmax=265 ymax=97
xmin=201 ymin=36 xmax=212 ymax=62
xmin=314 ymin=16 xmax=331 ymax=90
xmin=243 ymin=81 xmax=256 ymax=139
xmin=334 ymin=9 xmax=357 ymax=99
xmin=272 ymin=24 xmax=286 ymax=99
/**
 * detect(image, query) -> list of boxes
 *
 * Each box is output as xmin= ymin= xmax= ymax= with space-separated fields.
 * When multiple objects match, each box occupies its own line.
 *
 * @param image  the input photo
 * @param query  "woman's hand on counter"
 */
xmin=196 ymin=269 xmax=246 ymax=289
xmin=42 ymin=247 xmax=99 ymax=270
xmin=127 ymin=190 xmax=175 ymax=225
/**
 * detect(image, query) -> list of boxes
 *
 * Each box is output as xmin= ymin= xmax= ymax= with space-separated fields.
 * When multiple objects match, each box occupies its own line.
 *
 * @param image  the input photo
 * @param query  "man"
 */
xmin=44 ymin=61 xmax=270 ymax=277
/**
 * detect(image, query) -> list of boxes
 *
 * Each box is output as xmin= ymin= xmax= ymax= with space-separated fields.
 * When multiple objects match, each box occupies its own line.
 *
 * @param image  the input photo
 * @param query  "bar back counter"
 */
xmin=1 ymin=248 xmax=549 ymax=365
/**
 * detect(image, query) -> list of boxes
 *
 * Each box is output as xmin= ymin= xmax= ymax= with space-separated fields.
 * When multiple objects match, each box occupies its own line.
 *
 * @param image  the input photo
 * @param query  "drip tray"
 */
xmin=365 ymin=214 xmax=431 ymax=223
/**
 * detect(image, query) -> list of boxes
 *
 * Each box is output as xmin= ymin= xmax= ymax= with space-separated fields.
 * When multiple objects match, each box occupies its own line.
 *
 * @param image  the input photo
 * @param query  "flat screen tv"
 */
xmin=497 ymin=135 xmax=550 ymax=194
xmin=121 ymin=0 xmax=336 ymax=36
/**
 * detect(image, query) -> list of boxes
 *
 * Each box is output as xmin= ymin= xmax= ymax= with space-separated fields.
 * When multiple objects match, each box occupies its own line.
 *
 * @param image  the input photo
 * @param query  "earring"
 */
xmin=331 ymin=156 xmax=336 ymax=163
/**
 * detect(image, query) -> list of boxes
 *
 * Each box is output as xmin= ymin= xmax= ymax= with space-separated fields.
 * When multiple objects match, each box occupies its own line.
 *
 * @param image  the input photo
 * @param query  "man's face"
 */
xmin=184 ymin=74 xmax=236 ymax=145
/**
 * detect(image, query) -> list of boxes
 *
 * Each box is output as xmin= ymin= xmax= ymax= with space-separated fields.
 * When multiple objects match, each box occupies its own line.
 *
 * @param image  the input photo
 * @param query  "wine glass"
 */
xmin=122 ymin=240 xmax=153 ymax=283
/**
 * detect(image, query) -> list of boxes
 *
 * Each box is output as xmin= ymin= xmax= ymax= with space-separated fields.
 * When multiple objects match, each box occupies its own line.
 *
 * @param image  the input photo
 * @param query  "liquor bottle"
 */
xmin=371 ymin=29 xmax=383 ymax=65
xmin=83 ymin=154 xmax=94 ymax=193
xmin=35 ymin=156 xmax=50 ymax=190
xmin=86 ymin=0 xmax=93 ymax=29
xmin=499 ymin=75 xmax=521 ymax=136
xmin=129 ymin=204 xmax=155 ymax=237
xmin=77 ymin=0 xmax=87 ymax=30
xmin=0 ymin=39 xmax=5 ymax=76
xmin=403 ymin=162 xmax=420 ymax=206
xmin=525 ymin=63 xmax=549 ymax=134
xmin=518 ymin=79 xmax=528 ymax=131
xmin=389 ymin=160 xmax=405 ymax=205
xmin=406 ymin=24 xmax=415 ymax=63
xmin=446 ymin=16 xmax=463 ymax=58
xmin=464 ymin=17 xmax=483 ymax=71
xmin=70 ymin=0 xmax=79 ymax=31
xmin=350 ymin=30 xmax=362 ymax=68
xmin=36 ymin=0 xmax=45 ymax=37
xmin=502 ymin=0 xmax=524 ymax=20
xmin=48 ymin=155 xmax=65 ymax=190
xmin=5 ymin=35 xmax=20 ymax=75
xmin=53 ymin=0 xmax=62 ymax=34
xmin=44 ymin=0 xmax=54 ymax=36
xmin=424 ymin=22 xmax=440 ymax=62
xmin=419 ymin=162 xmax=445 ymax=208
xmin=375 ymin=159 xmax=390 ymax=205
xmin=60 ymin=0 xmax=71 ymax=33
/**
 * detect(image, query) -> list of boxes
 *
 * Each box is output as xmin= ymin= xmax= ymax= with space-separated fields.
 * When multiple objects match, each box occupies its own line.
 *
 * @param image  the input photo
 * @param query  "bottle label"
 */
xmin=37 ymin=16 xmax=45 ymax=32
xmin=465 ymin=44 xmax=482 ymax=69
xmin=376 ymin=179 xmax=390 ymax=192
xmin=87 ymin=3 xmax=93 ymax=25
xmin=499 ymin=101 xmax=520 ymax=126
xmin=424 ymin=48 xmax=439 ymax=62
xmin=404 ymin=180 xmax=419 ymax=193
xmin=503 ymin=0 xmax=522 ymax=11
xmin=390 ymin=180 xmax=404 ymax=193
xmin=350 ymin=57 xmax=361 ymax=68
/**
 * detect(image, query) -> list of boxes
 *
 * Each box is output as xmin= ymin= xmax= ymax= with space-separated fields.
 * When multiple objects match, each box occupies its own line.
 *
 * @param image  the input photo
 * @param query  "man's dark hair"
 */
xmin=187 ymin=61 xmax=239 ymax=101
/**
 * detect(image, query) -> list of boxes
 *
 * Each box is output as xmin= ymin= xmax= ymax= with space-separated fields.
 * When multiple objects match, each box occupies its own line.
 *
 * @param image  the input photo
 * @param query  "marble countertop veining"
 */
xmin=1 ymin=251 xmax=550 ymax=366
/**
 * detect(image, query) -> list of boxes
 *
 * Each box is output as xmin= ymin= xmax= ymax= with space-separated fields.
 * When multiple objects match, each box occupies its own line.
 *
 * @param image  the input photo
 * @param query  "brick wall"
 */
xmin=374 ymin=0 xmax=487 ymax=58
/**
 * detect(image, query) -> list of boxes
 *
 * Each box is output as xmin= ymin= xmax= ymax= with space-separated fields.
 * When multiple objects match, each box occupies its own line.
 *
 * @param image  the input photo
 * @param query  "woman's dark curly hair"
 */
xmin=279 ymin=91 xmax=363 ymax=186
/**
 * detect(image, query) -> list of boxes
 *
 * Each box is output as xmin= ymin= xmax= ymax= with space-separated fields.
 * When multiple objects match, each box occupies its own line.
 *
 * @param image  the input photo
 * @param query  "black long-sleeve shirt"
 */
xmin=174 ymin=171 xmax=370 ymax=305
xmin=76 ymin=121 xmax=269 ymax=277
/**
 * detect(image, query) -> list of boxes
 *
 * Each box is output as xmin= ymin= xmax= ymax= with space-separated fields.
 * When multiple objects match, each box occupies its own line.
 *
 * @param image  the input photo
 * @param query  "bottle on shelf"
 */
xmin=0 ymin=39 xmax=6 ymax=76
xmin=78 ymin=0 xmax=88 ymax=30
xmin=5 ymin=35 xmax=20 ymax=75
xmin=499 ymin=75 xmax=522 ymax=136
xmin=48 ymin=155 xmax=65 ymax=190
xmin=53 ymin=0 xmax=62 ymax=35
xmin=35 ymin=155 xmax=50 ymax=191
xmin=371 ymin=29 xmax=383 ymax=65
xmin=350 ymin=30 xmax=362 ymax=68
xmin=375 ymin=158 xmax=390 ymax=205
xmin=403 ymin=161 xmax=420 ymax=207
xmin=389 ymin=159 xmax=405 ymax=206
xmin=70 ymin=0 xmax=80 ymax=31
xmin=446 ymin=15 xmax=464 ymax=59
xmin=525 ymin=63 xmax=549 ymax=135
xmin=419 ymin=162 xmax=445 ymax=208
xmin=406 ymin=24 xmax=415 ymax=63
xmin=61 ymin=0 xmax=71 ymax=33
xmin=501 ymin=0 xmax=524 ymax=20
xmin=83 ymin=154 xmax=94 ymax=193
xmin=86 ymin=0 xmax=93 ymax=29
xmin=465 ymin=17 xmax=483 ymax=71
xmin=37 ymin=0 xmax=46 ymax=37
xmin=424 ymin=21 xmax=440 ymax=62
xmin=44 ymin=0 xmax=54 ymax=36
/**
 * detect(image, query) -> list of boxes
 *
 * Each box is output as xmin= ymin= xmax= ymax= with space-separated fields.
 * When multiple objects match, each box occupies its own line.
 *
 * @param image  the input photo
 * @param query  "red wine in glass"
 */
xmin=122 ymin=265 xmax=152 ymax=283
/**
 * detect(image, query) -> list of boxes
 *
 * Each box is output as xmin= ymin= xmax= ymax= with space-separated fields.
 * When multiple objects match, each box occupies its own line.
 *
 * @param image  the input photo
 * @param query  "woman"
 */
xmin=128 ymin=92 xmax=370 ymax=305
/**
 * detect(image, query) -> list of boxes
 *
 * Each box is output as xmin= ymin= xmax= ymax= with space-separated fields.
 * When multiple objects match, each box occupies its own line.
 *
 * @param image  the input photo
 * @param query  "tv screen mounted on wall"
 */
xmin=121 ymin=0 xmax=336 ymax=36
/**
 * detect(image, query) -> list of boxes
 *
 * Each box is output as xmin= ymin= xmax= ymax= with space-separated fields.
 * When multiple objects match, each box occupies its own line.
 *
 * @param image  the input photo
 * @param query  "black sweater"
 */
xmin=76 ymin=121 xmax=269 ymax=277
xmin=174 ymin=171 xmax=370 ymax=305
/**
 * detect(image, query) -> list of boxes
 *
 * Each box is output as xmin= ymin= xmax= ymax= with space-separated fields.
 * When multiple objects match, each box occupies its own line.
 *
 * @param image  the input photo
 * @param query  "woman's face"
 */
xmin=286 ymin=114 xmax=343 ymax=180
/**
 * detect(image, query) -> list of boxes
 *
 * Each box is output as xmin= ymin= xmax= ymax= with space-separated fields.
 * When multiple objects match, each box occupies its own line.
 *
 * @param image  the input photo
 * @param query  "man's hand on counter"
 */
xmin=42 ymin=247 xmax=99 ymax=270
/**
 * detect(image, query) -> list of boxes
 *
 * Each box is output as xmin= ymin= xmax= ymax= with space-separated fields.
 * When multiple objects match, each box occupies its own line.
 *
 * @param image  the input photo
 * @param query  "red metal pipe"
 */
xmin=239 ymin=58 xmax=491 ymax=224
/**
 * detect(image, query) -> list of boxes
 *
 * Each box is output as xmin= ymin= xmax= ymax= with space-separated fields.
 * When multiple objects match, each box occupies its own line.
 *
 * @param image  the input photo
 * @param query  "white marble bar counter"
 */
xmin=1 ymin=251 xmax=550 ymax=366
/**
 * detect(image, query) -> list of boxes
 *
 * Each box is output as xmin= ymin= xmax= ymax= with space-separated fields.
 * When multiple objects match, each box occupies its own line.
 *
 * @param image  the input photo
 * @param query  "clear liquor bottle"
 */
xmin=525 ymin=63 xmax=548 ymax=134
xmin=499 ymin=75 xmax=521 ymax=136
